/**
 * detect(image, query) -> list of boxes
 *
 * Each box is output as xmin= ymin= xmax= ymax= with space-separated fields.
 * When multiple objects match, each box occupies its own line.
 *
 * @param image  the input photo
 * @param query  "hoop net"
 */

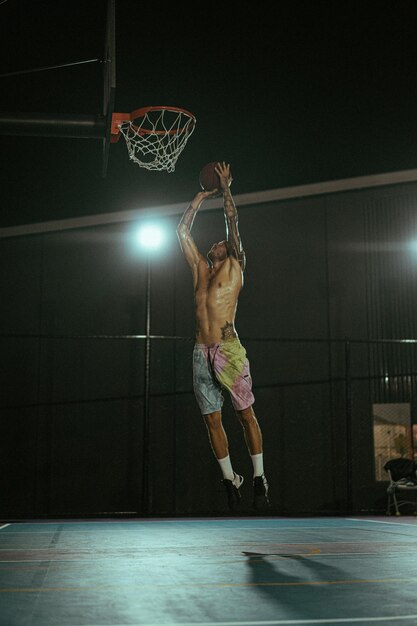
xmin=113 ymin=106 xmax=196 ymax=173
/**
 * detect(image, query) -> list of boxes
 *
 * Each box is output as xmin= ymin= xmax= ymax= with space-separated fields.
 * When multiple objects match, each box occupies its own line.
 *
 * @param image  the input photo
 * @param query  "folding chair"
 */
xmin=384 ymin=458 xmax=417 ymax=516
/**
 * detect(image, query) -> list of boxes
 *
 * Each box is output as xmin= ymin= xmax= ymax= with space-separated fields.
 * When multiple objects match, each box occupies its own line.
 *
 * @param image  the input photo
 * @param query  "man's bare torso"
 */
xmin=194 ymin=256 xmax=243 ymax=344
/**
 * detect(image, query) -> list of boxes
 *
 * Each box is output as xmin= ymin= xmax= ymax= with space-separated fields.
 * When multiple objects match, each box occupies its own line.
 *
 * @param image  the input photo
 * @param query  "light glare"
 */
xmin=137 ymin=224 xmax=164 ymax=249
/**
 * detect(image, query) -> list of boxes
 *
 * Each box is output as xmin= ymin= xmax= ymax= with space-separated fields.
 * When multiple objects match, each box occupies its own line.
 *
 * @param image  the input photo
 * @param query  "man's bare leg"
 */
xmin=236 ymin=406 xmax=263 ymax=456
xmin=203 ymin=411 xmax=243 ymax=511
xmin=236 ymin=406 xmax=270 ymax=510
xmin=203 ymin=411 xmax=229 ymax=459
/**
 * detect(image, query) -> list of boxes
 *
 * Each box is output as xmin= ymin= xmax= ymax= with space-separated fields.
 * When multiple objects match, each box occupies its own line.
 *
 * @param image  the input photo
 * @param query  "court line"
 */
xmin=19 ymin=615 xmax=417 ymax=625
xmin=4 ymin=551 xmax=417 ymax=565
xmin=153 ymin=617 xmax=417 ymax=625
xmin=1 ymin=577 xmax=417 ymax=592
xmin=1 ymin=534 xmax=411 ymax=542
xmin=0 ymin=560 xmax=89 ymax=563
xmin=0 ymin=517 xmax=323 ymax=523
xmin=143 ymin=616 xmax=417 ymax=625
xmin=2 ymin=524 xmax=403 ymax=535
xmin=2 ymin=550 xmax=417 ymax=564
xmin=0 ymin=518 xmax=377 ymax=527
xmin=2 ymin=541 xmax=416 ymax=550
xmin=347 ymin=518 xmax=417 ymax=527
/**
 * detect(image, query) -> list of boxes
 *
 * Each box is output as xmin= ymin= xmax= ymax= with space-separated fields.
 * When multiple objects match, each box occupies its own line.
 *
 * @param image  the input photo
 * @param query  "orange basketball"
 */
xmin=199 ymin=162 xmax=222 ymax=192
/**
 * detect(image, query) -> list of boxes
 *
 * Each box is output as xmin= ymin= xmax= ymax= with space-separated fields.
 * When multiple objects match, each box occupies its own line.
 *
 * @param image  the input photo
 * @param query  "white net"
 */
xmin=117 ymin=106 xmax=196 ymax=173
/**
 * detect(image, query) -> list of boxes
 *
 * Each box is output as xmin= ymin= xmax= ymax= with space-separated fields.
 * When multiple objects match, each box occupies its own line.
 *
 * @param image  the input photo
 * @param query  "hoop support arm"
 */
xmin=0 ymin=112 xmax=107 ymax=138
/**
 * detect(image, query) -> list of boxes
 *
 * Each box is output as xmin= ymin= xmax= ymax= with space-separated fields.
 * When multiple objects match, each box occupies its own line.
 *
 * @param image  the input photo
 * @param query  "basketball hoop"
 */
xmin=111 ymin=106 xmax=196 ymax=172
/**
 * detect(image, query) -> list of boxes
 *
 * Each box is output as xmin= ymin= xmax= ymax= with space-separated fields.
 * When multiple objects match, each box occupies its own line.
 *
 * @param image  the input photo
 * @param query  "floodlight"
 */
xmin=137 ymin=224 xmax=164 ymax=249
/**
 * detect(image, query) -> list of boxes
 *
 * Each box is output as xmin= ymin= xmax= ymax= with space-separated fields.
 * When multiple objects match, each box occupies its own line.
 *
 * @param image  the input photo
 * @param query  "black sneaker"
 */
xmin=222 ymin=473 xmax=244 ymax=512
xmin=253 ymin=474 xmax=270 ymax=510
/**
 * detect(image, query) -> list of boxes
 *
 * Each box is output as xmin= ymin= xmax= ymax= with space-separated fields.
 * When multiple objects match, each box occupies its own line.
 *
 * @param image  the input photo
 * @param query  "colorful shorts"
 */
xmin=192 ymin=338 xmax=255 ymax=414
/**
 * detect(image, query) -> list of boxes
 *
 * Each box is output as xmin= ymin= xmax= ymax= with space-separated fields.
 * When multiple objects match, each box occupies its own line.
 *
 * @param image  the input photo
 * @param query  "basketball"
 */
xmin=199 ymin=162 xmax=222 ymax=193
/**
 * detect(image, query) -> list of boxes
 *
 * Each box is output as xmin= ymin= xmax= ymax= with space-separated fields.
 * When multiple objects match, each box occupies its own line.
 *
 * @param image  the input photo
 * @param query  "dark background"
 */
xmin=2 ymin=180 xmax=417 ymax=518
xmin=1 ymin=1 xmax=417 ymax=227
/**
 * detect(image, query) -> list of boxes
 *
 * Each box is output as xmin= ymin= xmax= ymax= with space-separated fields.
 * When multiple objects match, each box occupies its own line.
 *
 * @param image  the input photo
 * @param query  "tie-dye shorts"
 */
xmin=192 ymin=338 xmax=255 ymax=414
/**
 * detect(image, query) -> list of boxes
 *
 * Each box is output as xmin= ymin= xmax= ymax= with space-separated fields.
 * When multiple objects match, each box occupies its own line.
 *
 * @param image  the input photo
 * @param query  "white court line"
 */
xmin=0 ymin=517 xmax=390 ymax=523
xmin=0 ymin=529 xmax=356 ymax=533
xmin=0 ymin=518 xmax=396 ymax=533
xmin=0 ymin=537 xmax=414 ymax=545
xmin=0 ymin=560 xmax=100 ymax=563
xmin=0 ymin=525 xmax=10 ymax=531
xmin=0 ymin=518 xmax=356 ymax=526
xmin=347 ymin=518 xmax=417 ymax=527
xmin=1 ymin=554 xmax=416 ymax=563
xmin=0 ymin=548 xmax=107 ymax=551
xmin=67 ymin=615 xmax=417 ymax=625
xmin=0 ymin=530 xmax=366 ymax=535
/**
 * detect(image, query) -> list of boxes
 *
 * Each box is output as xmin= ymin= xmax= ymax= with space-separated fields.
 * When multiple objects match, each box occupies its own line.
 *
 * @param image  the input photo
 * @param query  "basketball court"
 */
xmin=2 ymin=515 xmax=417 ymax=625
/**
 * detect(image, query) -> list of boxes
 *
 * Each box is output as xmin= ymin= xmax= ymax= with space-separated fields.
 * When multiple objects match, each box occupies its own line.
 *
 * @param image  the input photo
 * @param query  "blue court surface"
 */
xmin=1 ymin=515 xmax=417 ymax=626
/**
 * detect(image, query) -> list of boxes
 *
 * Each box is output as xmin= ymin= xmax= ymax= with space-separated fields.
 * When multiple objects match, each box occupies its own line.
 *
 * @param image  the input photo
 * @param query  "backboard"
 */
xmin=102 ymin=0 xmax=116 ymax=178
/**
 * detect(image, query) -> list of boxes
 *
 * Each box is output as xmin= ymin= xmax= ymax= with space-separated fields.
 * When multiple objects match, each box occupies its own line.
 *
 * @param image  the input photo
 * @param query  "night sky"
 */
xmin=1 ymin=0 xmax=417 ymax=228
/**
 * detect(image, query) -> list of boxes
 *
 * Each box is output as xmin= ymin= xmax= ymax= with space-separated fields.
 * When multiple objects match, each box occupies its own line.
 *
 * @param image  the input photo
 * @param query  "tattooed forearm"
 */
xmin=224 ymin=194 xmax=246 ymax=268
xmin=178 ymin=204 xmax=198 ymax=232
xmin=220 ymin=321 xmax=236 ymax=340
xmin=226 ymin=215 xmax=241 ymax=250
xmin=223 ymin=189 xmax=237 ymax=217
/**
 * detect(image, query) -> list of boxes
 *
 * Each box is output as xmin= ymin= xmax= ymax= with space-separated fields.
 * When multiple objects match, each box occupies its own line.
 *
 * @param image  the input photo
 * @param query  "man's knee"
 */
xmin=203 ymin=411 xmax=223 ymax=430
xmin=236 ymin=405 xmax=256 ymax=427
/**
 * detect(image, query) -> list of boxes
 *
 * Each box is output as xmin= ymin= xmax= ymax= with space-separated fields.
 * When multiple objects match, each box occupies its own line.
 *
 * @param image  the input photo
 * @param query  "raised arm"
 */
xmin=176 ymin=189 xmax=217 ymax=276
xmin=215 ymin=162 xmax=246 ymax=270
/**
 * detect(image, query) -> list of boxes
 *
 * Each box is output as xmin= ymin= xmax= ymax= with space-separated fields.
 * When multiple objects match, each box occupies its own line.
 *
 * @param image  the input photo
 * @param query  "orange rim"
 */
xmin=111 ymin=106 xmax=196 ymax=138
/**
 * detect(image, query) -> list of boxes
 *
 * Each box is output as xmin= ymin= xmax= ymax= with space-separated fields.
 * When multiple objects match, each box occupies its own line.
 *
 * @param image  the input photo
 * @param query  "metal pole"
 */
xmin=142 ymin=253 xmax=151 ymax=515
xmin=345 ymin=338 xmax=353 ymax=513
xmin=0 ymin=112 xmax=106 ymax=138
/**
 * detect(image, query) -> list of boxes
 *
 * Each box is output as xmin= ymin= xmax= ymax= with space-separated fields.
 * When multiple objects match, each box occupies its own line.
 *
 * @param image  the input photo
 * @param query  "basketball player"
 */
xmin=176 ymin=162 xmax=270 ymax=512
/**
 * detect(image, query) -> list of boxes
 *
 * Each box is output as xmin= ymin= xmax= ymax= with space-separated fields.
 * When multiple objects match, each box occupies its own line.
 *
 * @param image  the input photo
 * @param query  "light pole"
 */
xmin=136 ymin=223 xmax=164 ymax=515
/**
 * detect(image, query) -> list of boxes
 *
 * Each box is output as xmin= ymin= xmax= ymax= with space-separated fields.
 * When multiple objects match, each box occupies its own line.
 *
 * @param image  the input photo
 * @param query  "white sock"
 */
xmin=251 ymin=453 xmax=264 ymax=477
xmin=217 ymin=455 xmax=234 ymax=481
xmin=232 ymin=473 xmax=243 ymax=488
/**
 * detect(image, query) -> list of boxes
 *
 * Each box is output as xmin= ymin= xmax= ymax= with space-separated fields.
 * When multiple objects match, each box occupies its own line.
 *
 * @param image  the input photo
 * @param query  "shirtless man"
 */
xmin=176 ymin=162 xmax=270 ymax=512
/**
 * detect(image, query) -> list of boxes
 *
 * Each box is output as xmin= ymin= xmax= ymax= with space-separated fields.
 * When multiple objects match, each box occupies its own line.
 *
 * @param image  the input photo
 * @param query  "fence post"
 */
xmin=345 ymin=337 xmax=353 ymax=513
xmin=142 ymin=253 xmax=151 ymax=516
